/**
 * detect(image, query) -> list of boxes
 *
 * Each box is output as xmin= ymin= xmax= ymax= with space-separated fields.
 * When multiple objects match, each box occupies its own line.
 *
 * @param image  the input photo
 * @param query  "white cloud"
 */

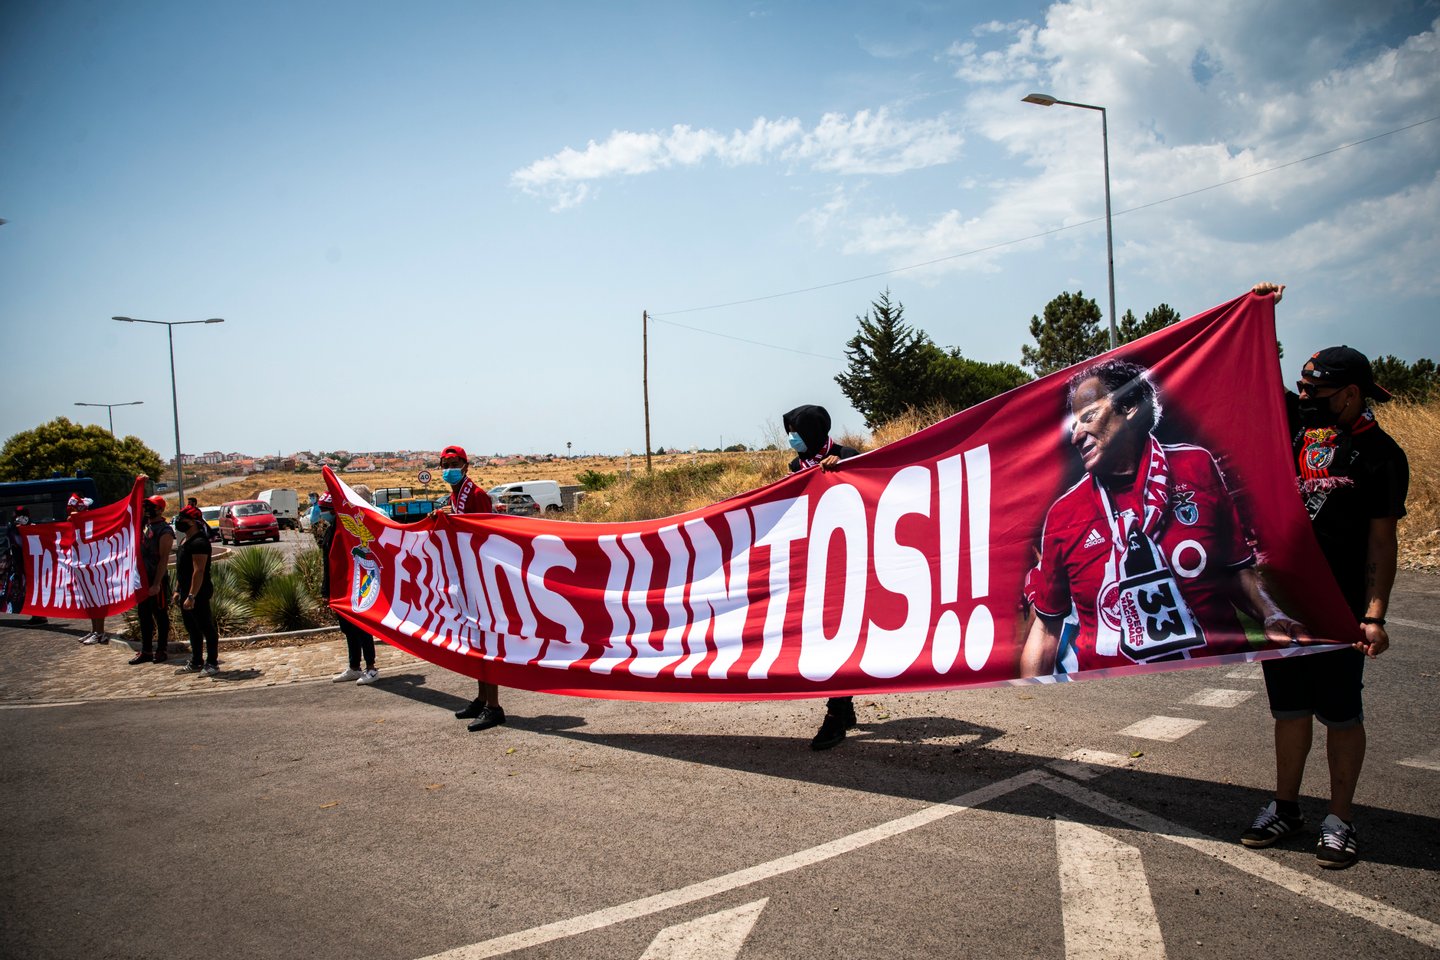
xmin=813 ymin=2 xmax=1439 ymax=292
xmin=512 ymin=109 xmax=963 ymax=207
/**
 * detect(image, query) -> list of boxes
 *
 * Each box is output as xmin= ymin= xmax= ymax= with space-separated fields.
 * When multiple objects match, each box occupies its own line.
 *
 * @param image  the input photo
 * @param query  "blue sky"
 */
xmin=3 ymin=1 xmax=1436 ymax=460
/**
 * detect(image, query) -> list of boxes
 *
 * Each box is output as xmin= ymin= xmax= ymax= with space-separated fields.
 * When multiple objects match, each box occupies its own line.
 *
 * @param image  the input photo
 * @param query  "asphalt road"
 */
xmin=2 ymin=572 xmax=1437 ymax=960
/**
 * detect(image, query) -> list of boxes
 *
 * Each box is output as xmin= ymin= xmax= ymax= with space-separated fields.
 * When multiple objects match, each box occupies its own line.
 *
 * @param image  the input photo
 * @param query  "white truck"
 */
xmin=257 ymin=488 xmax=300 ymax=530
xmin=488 ymin=480 xmax=563 ymax=513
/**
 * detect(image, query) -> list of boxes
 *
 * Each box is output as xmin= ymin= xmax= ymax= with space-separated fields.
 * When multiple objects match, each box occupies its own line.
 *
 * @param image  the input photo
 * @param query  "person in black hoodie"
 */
xmin=783 ymin=404 xmax=864 ymax=750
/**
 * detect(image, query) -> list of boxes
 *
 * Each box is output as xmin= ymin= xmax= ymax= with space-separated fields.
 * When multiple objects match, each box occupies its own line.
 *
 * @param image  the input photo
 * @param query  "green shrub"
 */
xmin=254 ymin=572 xmax=324 ymax=631
xmin=226 ymin=546 xmax=285 ymax=601
xmin=293 ymin=545 xmax=325 ymax=604
xmin=576 ymin=469 xmax=619 ymax=491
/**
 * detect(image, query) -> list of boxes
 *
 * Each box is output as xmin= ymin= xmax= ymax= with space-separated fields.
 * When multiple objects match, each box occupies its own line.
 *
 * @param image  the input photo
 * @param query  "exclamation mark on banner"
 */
xmin=963 ymin=445 xmax=995 ymax=672
xmin=931 ymin=454 xmax=964 ymax=673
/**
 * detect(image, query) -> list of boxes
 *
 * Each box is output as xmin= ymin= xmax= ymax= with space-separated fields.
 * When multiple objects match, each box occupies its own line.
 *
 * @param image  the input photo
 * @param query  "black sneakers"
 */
xmin=1241 ymin=801 xmax=1305 ymax=848
xmin=467 ymin=706 xmax=506 ymax=732
xmin=810 ymin=711 xmax=848 ymax=751
xmin=127 ymin=653 xmax=154 ymax=666
xmin=454 ymin=698 xmax=485 ymax=720
xmin=1316 ymin=815 xmax=1358 ymax=869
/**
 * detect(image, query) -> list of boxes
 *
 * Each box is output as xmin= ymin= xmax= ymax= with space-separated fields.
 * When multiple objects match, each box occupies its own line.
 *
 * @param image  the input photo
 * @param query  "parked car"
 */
xmin=219 ymin=500 xmax=280 ymax=544
xmin=494 ymin=492 xmax=540 ymax=517
xmin=488 ymin=480 xmax=562 ymax=512
xmin=257 ymin=488 xmax=299 ymax=529
xmin=200 ymin=506 xmax=223 ymax=542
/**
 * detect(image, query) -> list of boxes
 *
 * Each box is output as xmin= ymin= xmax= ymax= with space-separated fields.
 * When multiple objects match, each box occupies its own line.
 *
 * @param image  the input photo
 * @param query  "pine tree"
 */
xmin=1021 ymin=291 xmax=1107 ymax=376
xmin=1117 ymin=302 xmax=1182 ymax=344
xmin=835 ymin=290 xmax=934 ymax=428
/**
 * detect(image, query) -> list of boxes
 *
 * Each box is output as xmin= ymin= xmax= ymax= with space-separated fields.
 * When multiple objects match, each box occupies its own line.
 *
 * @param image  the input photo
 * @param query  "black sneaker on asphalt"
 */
xmin=1241 ymin=801 xmax=1305 ymax=848
xmin=1316 ymin=815 xmax=1358 ymax=869
xmin=177 ymin=663 xmax=202 ymax=674
xmin=454 ymin=698 xmax=485 ymax=720
xmin=127 ymin=653 xmax=154 ymax=665
xmin=201 ymin=664 xmax=220 ymax=677
xmin=839 ymin=703 xmax=858 ymax=729
xmin=810 ymin=711 xmax=848 ymax=751
xmin=467 ymin=706 xmax=506 ymax=732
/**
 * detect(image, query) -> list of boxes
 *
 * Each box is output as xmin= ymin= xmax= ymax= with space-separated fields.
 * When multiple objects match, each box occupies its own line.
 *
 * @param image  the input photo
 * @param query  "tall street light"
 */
xmin=112 ymin=317 xmax=224 ymax=507
xmin=1023 ymin=93 xmax=1118 ymax=350
xmin=74 ymin=400 xmax=144 ymax=437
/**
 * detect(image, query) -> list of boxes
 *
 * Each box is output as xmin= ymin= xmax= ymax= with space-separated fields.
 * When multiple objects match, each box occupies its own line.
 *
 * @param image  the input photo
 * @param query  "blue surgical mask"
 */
xmin=787 ymin=432 xmax=807 ymax=454
xmin=442 ymin=467 xmax=465 ymax=485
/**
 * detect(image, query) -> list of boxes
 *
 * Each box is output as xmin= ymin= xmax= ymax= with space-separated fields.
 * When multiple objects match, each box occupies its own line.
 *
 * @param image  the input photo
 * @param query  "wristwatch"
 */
xmin=1359 ymin=616 xmax=1386 ymax=626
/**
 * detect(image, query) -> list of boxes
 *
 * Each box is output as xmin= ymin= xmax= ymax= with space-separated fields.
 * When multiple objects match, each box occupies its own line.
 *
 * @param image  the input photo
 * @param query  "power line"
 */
xmin=650 ymin=115 xmax=1440 ymax=338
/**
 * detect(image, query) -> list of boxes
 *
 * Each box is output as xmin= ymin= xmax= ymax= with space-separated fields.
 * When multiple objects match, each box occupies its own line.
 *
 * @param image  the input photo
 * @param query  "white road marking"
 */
xmin=1055 ymin=820 xmax=1165 ymax=960
xmin=414 ymin=768 xmax=1044 ymax=959
xmin=1049 ymin=749 xmax=1133 ymax=781
xmin=1387 ymin=616 xmax=1440 ymax=633
xmin=1039 ymin=773 xmax=1440 ymax=951
xmin=1397 ymin=747 xmax=1440 ymax=773
xmin=1182 ymin=688 xmax=1255 ymax=709
xmin=1118 ymin=716 xmax=1206 ymax=741
xmin=1224 ymin=665 xmax=1263 ymax=680
xmin=638 ymin=898 xmax=767 ymax=960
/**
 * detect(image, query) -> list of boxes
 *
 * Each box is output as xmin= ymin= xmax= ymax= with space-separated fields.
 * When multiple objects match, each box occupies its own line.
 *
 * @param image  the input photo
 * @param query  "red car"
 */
xmin=218 ymin=499 xmax=280 ymax=544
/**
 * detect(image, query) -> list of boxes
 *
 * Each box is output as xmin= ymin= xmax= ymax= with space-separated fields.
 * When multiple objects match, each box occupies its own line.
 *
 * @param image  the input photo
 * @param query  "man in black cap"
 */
xmin=782 ymin=404 xmax=864 ymax=750
xmin=1240 ymin=283 xmax=1409 ymax=869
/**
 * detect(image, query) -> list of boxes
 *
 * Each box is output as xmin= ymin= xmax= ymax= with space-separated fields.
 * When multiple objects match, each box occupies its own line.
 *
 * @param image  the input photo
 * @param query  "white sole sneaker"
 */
xmin=332 ymin=669 xmax=362 ymax=683
xmin=356 ymin=669 xmax=380 ymax=685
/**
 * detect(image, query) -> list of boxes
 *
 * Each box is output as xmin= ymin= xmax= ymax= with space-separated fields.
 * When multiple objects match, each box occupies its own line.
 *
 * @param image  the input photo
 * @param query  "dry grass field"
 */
xmin=172 ymin=398 xmax=1439 ymax=570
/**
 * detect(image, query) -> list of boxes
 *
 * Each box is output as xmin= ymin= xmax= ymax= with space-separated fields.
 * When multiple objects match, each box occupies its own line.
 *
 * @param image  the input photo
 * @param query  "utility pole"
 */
xmin=643 ymin=310 xmax=653 ymax=474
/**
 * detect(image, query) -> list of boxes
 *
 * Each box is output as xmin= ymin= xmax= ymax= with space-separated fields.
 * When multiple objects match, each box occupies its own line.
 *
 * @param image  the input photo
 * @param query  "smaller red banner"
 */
xmin=15 ymin=478 xmax=147 ymax=619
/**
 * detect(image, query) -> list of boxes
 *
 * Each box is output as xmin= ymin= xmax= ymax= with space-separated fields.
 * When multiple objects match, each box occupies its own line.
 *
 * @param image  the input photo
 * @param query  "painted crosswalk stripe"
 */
xmin=1048 ymin=749 xmax=1133 ymax=781
xmin=1040 ymin=773 xmax=1440 ymax=951
xmin=1224 ymin=665 xmax=1263 ymax=680
xmin=1387 ymin=616 xmax=1439 ymax=633
xmin=1055 ymin=820 xmax=1165 ymax=960
xmin=1183 ymin=688 xmax=1255 ymax=708
xmin=1397 ymin=747 xmax=1440 ymax=773
xmin=1118 ymin=716 xmax=1206 ymax=741
xmin=639 ymin=899 xmax=767 ymax=960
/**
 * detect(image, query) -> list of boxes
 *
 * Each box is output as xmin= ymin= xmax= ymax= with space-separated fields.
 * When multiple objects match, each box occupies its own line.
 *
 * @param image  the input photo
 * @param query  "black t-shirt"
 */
xmin=176 ymin=534 xmax=214 ymax=600
xmin=1288 ymin=394 xmax=1408 ymax=614
xmin=141 ymin=519 xmax=175 ymax=579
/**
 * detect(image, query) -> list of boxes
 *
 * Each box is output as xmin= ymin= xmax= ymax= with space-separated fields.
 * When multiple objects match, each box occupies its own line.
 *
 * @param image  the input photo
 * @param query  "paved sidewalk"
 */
xmin=0 ymin=616 xmax=412 ymax=705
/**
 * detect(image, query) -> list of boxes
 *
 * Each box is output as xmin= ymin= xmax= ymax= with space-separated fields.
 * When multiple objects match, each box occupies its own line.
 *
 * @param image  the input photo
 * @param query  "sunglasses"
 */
xmin=1296 ymin=380 xmax=1347 ymax=397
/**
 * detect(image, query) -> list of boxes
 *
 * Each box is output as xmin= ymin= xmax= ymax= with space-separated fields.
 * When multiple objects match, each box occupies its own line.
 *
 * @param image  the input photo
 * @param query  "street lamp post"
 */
xmin=112 ymin=317 xmax=224 ymax=507
xmin=1023 ymin=93 xmax=1118 ymax=350
xmin=74 ymin=400 xmax=144 ymax=437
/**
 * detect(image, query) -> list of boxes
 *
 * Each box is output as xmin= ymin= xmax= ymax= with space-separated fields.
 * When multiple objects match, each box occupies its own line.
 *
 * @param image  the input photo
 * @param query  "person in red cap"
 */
xmin=437 ymin=444 xmax=506 ymax=731
xmin=1239 ymin=283 xmax=1410 ymax=870
xmin=173 ymin=503 xmax=220 ymax=676
xmin=70 ymin=495 xmax=110 ymax=646
xmin=129 ymin=495 xmax=176 ymax=664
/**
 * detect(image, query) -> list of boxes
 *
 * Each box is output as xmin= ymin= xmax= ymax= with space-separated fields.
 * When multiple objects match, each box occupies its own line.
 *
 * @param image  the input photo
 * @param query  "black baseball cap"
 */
xmin=1301 ymin=345 xmax=1392 ymax=402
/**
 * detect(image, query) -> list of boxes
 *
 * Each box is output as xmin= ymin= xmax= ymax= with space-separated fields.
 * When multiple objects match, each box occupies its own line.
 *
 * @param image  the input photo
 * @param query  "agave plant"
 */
xmin=225 ymin=546 xmax=286 ymax=601
xmin=292 ymin=545 xmax=326 ymax=604
xmin=253 ymin=572 xmax=324 ymax=632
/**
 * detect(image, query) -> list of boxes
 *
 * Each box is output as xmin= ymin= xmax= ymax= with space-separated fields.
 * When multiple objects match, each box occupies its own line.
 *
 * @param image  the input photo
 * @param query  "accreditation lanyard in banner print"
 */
xmin=1096 ymin=477 xmax=1206 ymax=663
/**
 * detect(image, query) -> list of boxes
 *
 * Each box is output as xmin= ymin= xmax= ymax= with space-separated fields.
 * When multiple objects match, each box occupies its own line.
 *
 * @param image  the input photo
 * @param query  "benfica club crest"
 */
xmin=1303 ymin=427 xmax=1339 ymax=472
xmin=1171 ymin=489 xmax=1199 ymax=526
xmin=339 ymin=513 xmax=382 ymax=613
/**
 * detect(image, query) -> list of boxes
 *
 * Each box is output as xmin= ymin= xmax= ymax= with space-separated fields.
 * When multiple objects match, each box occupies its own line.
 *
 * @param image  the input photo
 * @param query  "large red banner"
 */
xmin=324 ymin=291 xmax=1356 ymax=701
xmin=16 ymin=478 xmax=147 ymax=619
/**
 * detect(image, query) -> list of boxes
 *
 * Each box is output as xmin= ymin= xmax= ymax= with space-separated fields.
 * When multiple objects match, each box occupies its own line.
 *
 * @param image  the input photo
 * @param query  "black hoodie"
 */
xmin=783 ymin=404 xmax=860 ymax=473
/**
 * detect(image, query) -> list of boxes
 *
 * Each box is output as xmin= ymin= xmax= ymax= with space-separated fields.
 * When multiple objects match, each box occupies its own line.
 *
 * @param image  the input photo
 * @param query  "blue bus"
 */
xmin=0 ymin=476 xmax=103 ymax=524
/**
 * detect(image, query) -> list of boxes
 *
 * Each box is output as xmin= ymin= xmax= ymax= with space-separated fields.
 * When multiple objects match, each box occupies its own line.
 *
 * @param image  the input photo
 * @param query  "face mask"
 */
xmin=787 ymin=432 xmax=807 ymax=454
xmin=442 ymin=467 xmax=465 ymax=485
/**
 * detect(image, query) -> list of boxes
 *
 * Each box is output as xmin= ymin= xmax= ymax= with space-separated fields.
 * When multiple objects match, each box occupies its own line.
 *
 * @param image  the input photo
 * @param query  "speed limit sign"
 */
xmin=417 ymin=470 xmax=432 ymax=484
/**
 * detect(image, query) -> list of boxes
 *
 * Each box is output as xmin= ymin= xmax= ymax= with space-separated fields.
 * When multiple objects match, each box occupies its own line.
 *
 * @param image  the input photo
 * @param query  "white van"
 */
xmin=488 ymin=480 xmax=562 ymax=513
xmin=257 ymin=488 xmax=300 ymax=529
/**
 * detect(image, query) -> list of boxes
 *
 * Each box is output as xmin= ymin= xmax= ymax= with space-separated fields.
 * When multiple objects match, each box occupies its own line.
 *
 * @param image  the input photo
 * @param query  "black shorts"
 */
xmin=1262 ymin=647 xmax=1365 ymax=729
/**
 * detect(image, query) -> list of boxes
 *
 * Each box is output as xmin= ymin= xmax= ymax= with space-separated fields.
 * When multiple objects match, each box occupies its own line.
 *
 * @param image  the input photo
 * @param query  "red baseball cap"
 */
xmin=317 ymin=492 xmax=334 ymax=507
xmin=440 ymin=444 xmax=468 ymax=462
xmin=146 ymin=495 xmax=167 ymax=511
xmin=178 ymin=505 xmax=204 ymax=524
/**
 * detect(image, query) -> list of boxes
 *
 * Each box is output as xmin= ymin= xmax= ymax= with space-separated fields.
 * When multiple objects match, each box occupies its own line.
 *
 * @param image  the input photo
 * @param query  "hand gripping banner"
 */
xmin=324 ymin=291 xmax=1356 ymax=701
xmin=15 ymin=477 xmax=147 ymax=619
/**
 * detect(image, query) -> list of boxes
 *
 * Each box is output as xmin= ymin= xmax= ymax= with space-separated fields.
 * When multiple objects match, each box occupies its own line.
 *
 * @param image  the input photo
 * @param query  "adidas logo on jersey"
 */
xmin=1083 ymin=528 xmax=1106 ymax=549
